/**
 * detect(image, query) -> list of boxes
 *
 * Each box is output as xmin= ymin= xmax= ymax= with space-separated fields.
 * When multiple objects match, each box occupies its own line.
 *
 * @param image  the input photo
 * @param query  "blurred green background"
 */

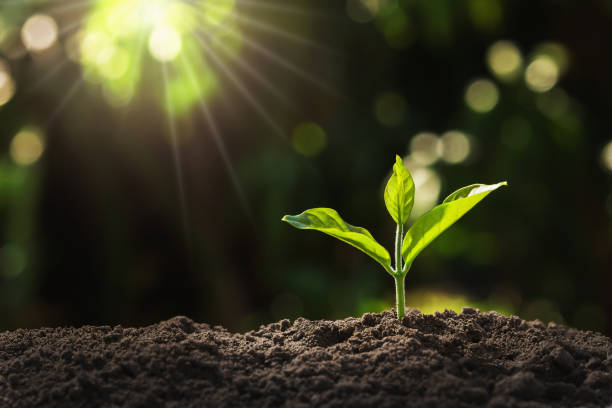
xmin=1 ymin=0 xmax=611 ymax=335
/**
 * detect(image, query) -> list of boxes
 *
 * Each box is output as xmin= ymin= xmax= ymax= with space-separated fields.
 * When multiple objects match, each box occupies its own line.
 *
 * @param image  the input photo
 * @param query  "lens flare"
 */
xmin=410 ymin=132 xmax=441 ymax=166
xmin=21 ymin=14 xmax=58 ymax=53
xmin=440 ymin=131 xmax=471 ymax=164
xmin=465 ymin=78 xmax=499 ymax=113
xmin=0 ymin=61 xmax=16 ymax=106
xmin=77 ymin=0 xmax=242 ymax=113
xmin=346 ymin=0 xmax=379 ymax=23
xmin=10 ymin=127 xmax=45 ymax=166
xmin=601 ymin=141 xmax=612 ymax=172
xmin=525 ymin=56 xmax=559 ymax=93
xmin=149 ymin=26 xmax=182 ymax=62
xmin=486 ymin=40 xmax=522 ymax=81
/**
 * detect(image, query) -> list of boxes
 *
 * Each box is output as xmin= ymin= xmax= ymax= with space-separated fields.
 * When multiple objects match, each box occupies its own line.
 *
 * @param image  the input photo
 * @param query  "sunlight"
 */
xmin=525 ymin=55 xmax=559 ymax=93
xmin=191 ymin=30 xmax=285 ymax=138
xmin=440 ymin=131 xmax=471 ymax=164
xmin=486 ymin=40 xmax=522 ymax=82
xmin=180 ymin=52 xmax=255 ymax=222
xmin=74 ymin=0 xmax=241 ymax=112
xmin=21 ymin=14 xmax=58 ymax=53
xmin=148 ymin=26 xmax=182 ymax=62
xmin=162 ymin=61 xmax=190 ymax=240
xmin=0 ymin=63 xmax=16 ymax=106
xmin=1 ymin=0 xmax=334 ymax=226
xmin=10 ymin=127 xmax=45 ymax=166
xmin=410 ymin=132 xmax=441 ymax=166
xmin=465 ymin=78 xmax=499 ymax=113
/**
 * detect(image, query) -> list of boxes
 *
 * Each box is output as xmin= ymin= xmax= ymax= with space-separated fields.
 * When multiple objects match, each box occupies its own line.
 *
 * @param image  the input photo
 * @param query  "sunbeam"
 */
xmin=191 ymin=6 xmax=343 ymax=99
xmin=235 ymin=0 xmax=325 ymax=17
xmin=198 ymin=1 xmax=338 ymax=54
xmin=45 ymin=74 xmax=84 ymax=125
xmin=26 ymin=57 xmax=72 ymax=93
xmin=205 ymin=25 xmax=294 ymax=108
xmin=44 ymin=0 xmax=96 ymax=16
xmin=180 ymin=51 xmax=255 ymax=224
xmin=2 ymin=0 xmax=341 ymax=223
xmin=162 ymin=61 xmax=192 ymax=246
xmin=192 ymin=30 xmax=287 ymax=139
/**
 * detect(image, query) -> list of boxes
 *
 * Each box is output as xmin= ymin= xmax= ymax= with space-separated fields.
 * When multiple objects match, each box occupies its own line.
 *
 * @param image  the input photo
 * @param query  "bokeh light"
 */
xmin=486 ymin=40 xmax=523 ymax=82
xmin=410 ymin=132 xmax=441 ymax=166
xmin=0 ymin=0 xmax=609 ymax=337
xmin=64 ymin=32 xmax=83 ymax=62
xmin=76 ymin=0 xmax=241 ymax=112
xmin=380 ymin=9 xmax=413 ymax=50
xmin=374 ymin=92 xmax=407 ymax=127
xmin=468 ymin=0 xmax=503 ymax=33
xmin=465 ymin=78 xmax=499 ymax=113
xmin=536 ymin=88 xmax=569 ymax=120
xmin=397 ymin=156 xmax=441 ymax=218
xmin=410 ymin=166 xmax=441 ymax=218
xmin=525 ymin=56 xmax=559 ymax=93
xmin=346 ymin=0 xmax=379 ymax=23
xmin=21 ymin=14 xmax=58 ymax=53
xmin=148 ymin=26 xmax=182 ymax=62
xmin=440 ymin=131 xmax=471 ymax=164
xmin=98 ymin=46 xmax=131 ymax=79
xmin=601 ymin=141 xmax=612 ymax=172
xmin=10 ymin=127 xmax=45 ymax=166
xmin=292 ymin=122 xmax=327 ymax=157
xmin=0 ymin=61 xmax=16 ymax=106
xmin=534 ymin=42 xmax=570 ymax=74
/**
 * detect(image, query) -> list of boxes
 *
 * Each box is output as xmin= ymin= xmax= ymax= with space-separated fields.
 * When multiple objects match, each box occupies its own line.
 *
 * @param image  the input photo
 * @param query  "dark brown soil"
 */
xmin=1 ymin=308 xmax=611 ymax=408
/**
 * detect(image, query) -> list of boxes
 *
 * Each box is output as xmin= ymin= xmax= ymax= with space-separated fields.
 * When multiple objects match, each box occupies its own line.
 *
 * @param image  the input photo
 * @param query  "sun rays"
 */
xmin=0 ymin=0 xmax=340 ymax=240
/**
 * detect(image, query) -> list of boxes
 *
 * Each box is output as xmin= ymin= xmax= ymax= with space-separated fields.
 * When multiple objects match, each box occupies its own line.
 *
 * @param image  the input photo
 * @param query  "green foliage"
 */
xmin=384 ymin=155 xmax=415 ymax=225
xmin=283 ymin=156 xmax=506 ymax=319
xmin=402 ymin=182 xmax=507 ymax=267
xmin=282 ymin=208 xmax=392 ymax=272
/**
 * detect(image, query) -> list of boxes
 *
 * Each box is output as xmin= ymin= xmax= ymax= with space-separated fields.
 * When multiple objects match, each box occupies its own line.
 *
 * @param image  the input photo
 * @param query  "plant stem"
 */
xmin=394 ymin=273 xmax=406 ymax=319
xmin=394 ymin=223 xmax=405 ymax=319
xmin=395 ymin=223 xmax=403 ymax=273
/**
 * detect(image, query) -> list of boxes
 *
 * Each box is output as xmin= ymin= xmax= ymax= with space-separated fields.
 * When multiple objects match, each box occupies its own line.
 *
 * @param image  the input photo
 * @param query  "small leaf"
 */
xmin=282 ymin=208 xmax=392 ymax=271
xmin=384 ymin=155 xmax=415 ymax=225
xmin=402 ymin=182 xmax=507 ymax=266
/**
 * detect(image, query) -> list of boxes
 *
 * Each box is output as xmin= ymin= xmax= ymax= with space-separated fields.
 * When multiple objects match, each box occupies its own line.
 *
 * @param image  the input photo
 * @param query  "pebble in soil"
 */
xmin=0 ymin=307 xmax=611 ymax=407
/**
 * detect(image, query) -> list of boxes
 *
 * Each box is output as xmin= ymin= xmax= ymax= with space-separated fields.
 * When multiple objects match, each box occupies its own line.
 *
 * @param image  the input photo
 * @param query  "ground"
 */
xmin=1 ymin=308 xmax=611 ymax=407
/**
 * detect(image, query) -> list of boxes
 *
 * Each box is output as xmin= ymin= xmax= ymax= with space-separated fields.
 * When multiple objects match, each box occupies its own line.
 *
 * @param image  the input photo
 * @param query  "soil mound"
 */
xmin=1 ymin=308 xmax=611 ymax=407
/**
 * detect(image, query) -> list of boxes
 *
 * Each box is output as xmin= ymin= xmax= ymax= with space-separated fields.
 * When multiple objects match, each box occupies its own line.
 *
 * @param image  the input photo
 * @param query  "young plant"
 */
xmin=282 ymin=155 xmax=507 ymax=319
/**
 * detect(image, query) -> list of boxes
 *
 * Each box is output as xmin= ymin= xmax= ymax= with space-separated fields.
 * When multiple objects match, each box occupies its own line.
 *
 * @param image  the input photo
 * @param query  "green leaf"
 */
xmin=384 ymin=155 xmax=415 ymax=225
xmin=402 ymin=182 xmax=507 ymax=266
xmin=282 ymin=208 xmax=392 ymax=271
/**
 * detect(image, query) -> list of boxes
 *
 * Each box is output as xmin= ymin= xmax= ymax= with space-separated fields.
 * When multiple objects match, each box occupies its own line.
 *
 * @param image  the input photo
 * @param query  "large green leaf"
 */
xmin=282 ymin=208 xmax=392 ymax=271
xmin=402 ymin=182 xmax=507 ymax=266
xmin=384 ymin=155 xmax=415 ymax=225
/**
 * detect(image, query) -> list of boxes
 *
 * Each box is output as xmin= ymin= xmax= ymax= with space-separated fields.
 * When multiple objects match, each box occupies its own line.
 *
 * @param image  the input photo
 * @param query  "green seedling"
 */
xmin=282 ymin=155 xmax=507 ymax=319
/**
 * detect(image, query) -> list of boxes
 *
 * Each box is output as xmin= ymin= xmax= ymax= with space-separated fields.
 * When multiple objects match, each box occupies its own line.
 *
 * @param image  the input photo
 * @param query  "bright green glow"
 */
xmin=80 ymin=0 xmax=242 ymax=113
xmin=148 ymin=26 xmax=182 ymax=62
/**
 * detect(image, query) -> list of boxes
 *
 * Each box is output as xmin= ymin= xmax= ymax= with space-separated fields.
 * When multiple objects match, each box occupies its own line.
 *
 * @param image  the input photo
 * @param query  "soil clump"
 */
xmin=1 ymin=308 xmax=611 ymax=407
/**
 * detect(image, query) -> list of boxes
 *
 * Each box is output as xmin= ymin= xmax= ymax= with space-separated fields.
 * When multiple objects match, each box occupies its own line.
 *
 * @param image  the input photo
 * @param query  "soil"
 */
xmin=1 ymin=308 xmax=611 ymax=408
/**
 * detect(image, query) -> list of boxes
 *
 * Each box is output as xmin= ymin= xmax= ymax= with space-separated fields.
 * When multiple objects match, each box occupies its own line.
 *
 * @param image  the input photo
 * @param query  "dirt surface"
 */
xmin=1 ymin=308 xmax=611 ymax=407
